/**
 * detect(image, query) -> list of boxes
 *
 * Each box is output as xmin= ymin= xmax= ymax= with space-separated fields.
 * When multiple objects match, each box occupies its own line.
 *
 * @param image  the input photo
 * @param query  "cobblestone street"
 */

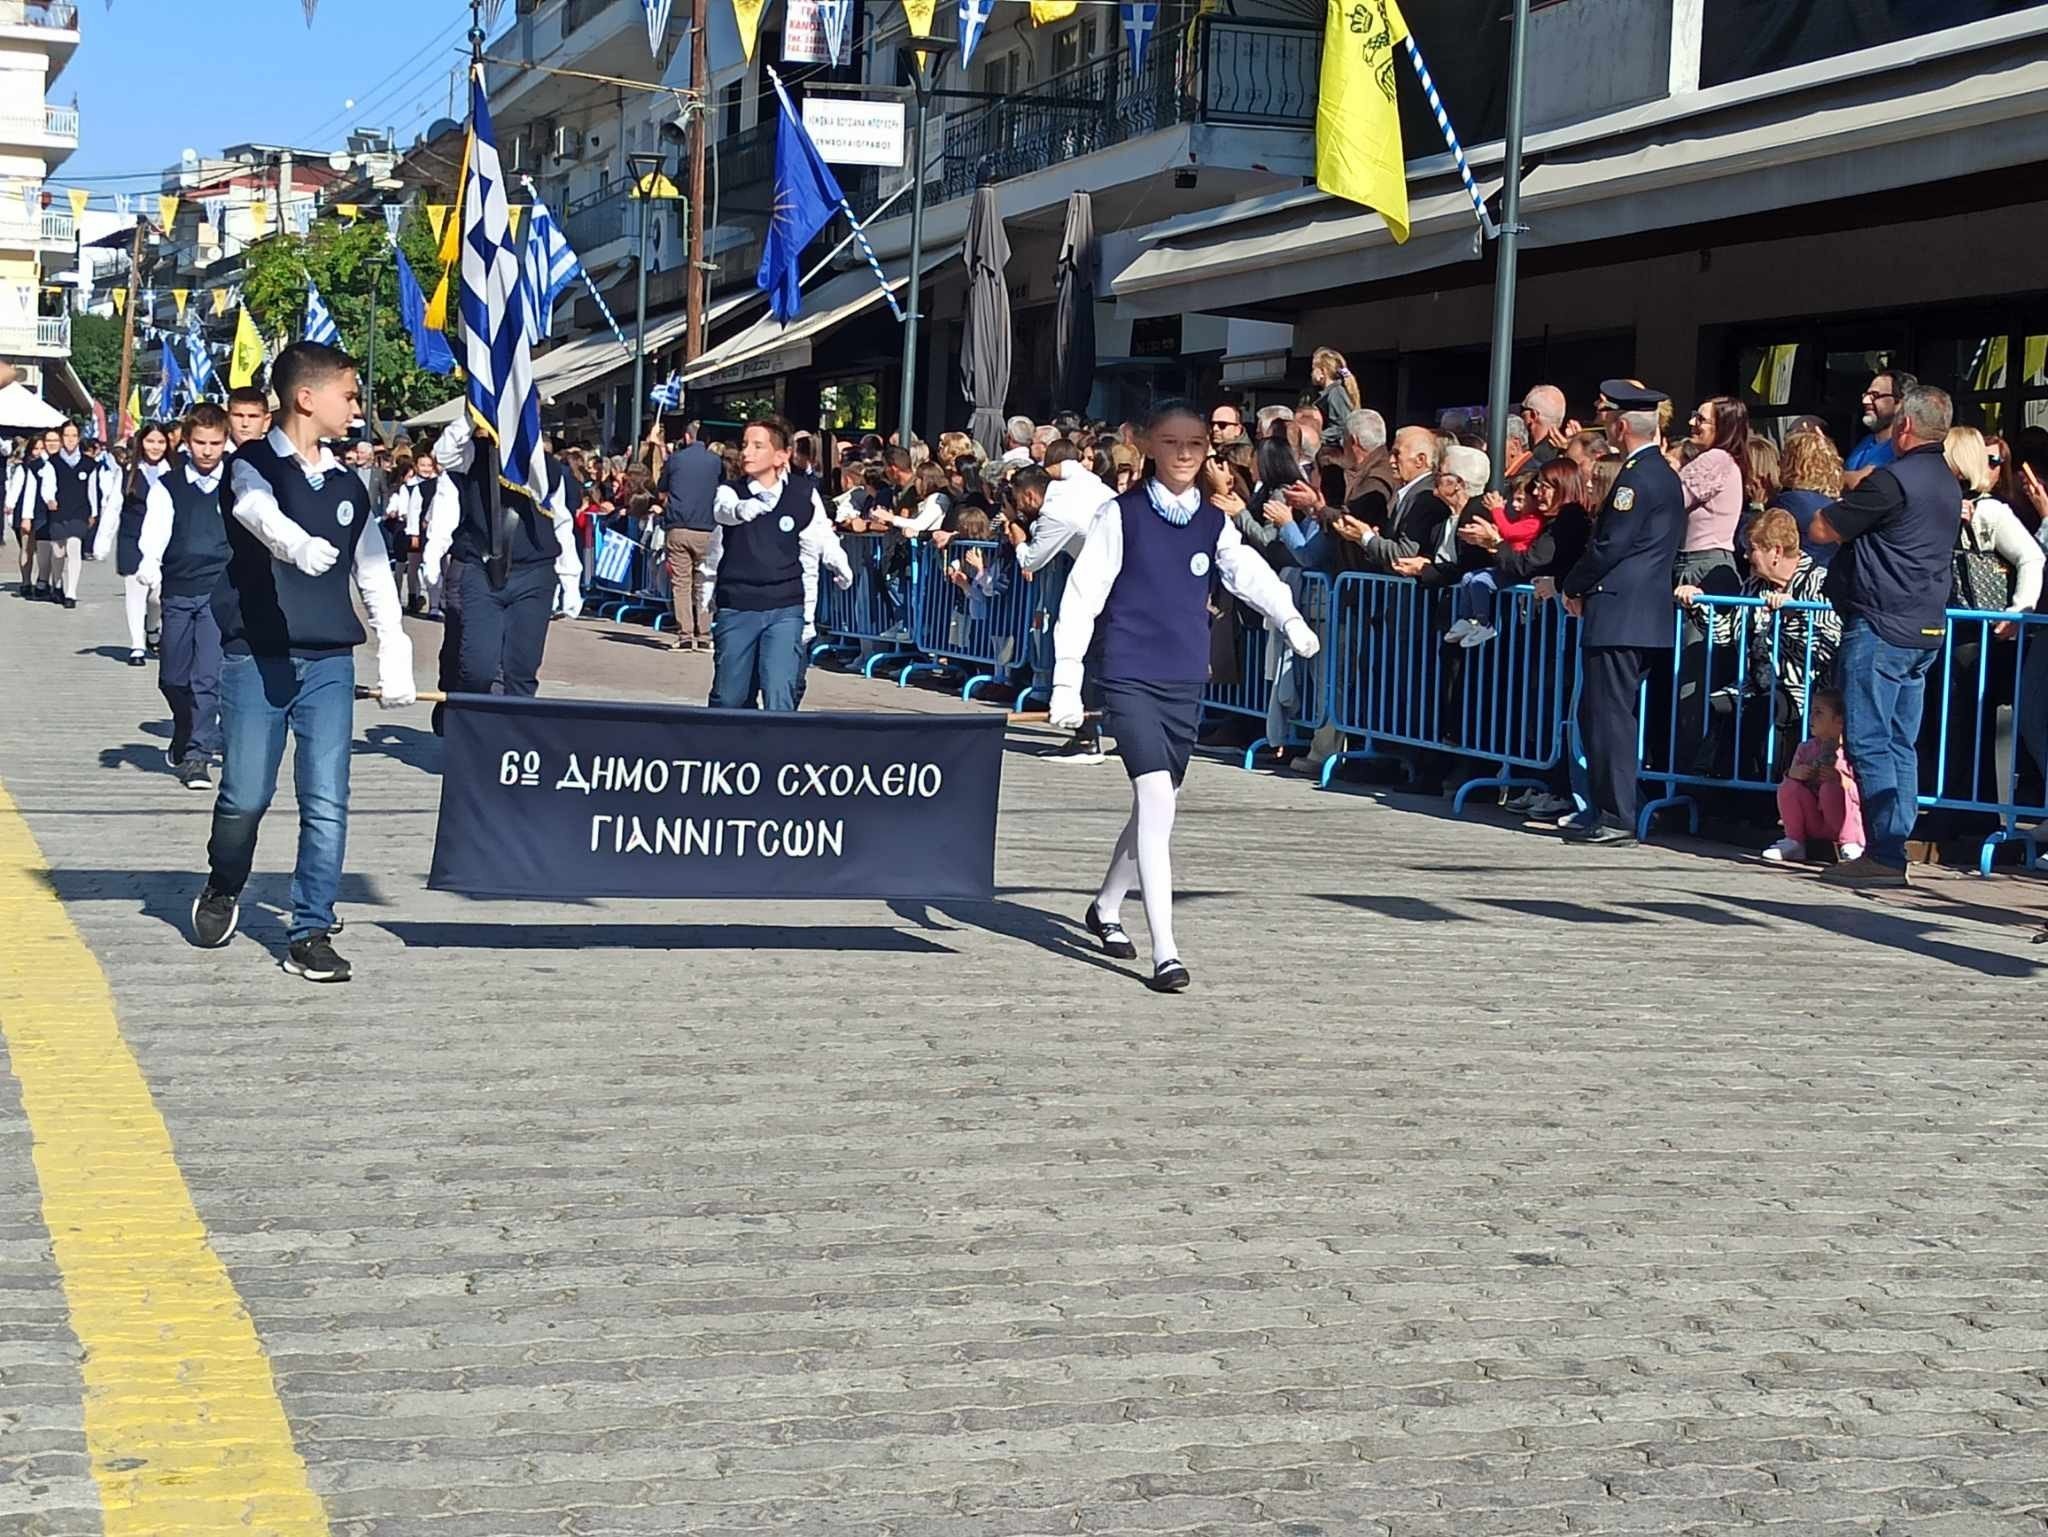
xmin=2 ymin=575 xmax=2046 ymax=1536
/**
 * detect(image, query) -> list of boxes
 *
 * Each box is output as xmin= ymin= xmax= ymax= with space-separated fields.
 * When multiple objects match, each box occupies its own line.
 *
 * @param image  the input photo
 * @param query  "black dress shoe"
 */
xmin=62 ymin=596 xmax=77 ymax=609
xmin=1146 ymin=959 xmax=1192 ymax=993
xmin=1565 ymin=818 xmax=1638 ymax=848
xmin=1084 ymin=901 xmax=1137 ymax=959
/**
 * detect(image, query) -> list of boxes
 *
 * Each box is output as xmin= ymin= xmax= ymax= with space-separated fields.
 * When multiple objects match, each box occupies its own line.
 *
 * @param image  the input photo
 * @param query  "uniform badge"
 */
xmin=335 ymin=500 xmax=355 ymax=526
xmin=1190 ymin=552 xmax=1212 ymax=577
xmin=1612 ymin=487 xmax=1636 ymax=512
xmin=778 ymin=514 xmax=796 ymax=533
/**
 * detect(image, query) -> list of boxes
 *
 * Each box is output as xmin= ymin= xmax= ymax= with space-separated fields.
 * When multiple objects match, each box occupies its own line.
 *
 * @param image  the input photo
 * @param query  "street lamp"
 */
xmin=897 ymin=41 xmax=953 ymax=450
xmin=627 ymin=150 xmax=670 ymax=452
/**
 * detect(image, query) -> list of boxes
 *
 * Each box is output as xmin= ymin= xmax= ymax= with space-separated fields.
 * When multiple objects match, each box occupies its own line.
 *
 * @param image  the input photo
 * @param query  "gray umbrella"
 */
xmin=1053 ymin=191 xmax=1096 ymax=418
xmin=959 ymin=187 xmax=1011 ymax=462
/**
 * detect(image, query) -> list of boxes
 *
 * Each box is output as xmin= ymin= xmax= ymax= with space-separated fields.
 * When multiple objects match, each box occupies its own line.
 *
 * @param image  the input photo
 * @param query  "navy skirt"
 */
xmin=1101 ymin=677 xmax=1204 ymax=784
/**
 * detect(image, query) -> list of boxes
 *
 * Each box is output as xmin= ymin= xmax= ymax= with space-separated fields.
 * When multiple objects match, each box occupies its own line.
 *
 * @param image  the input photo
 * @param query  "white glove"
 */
xmin=559 ymin=584 xmax=583 ymax=620
xmin=1284 ymin=617 xmax=1321 ymax=659
xmin=137 ymin=559 xmax=162 ymax=589
xmin=290 ymin=536 xmax=340 ymax=577
xmin=1048 ymin=685 xmax=1085 ymax=731
xmin=377 ymin=636 xmax=418 ymax=708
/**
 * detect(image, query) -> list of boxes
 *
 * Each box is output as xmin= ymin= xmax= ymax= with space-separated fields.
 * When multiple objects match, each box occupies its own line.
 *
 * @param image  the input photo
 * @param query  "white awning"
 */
xmin=1111 ymin=37 xmax=2048 ymax=319
xmin=683 ymin=247 xmax=959 ymax=390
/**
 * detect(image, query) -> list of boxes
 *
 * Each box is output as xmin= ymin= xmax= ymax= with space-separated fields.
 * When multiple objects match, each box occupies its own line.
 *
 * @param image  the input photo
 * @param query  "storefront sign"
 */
xmin=694 ymin=339 xmax=814 ymax=391
xmin=801 ymin=98 xmax=907 ymax=168
xmin=784 ymin=0 xmax=830 ymax=63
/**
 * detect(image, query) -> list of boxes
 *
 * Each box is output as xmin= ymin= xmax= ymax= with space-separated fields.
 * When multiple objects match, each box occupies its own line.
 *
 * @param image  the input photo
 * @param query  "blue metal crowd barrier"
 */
xmin=811 ymin=532 xmax=928 ymax=679
xmin=1315 ymin=572 xmax=1577 ymax=812
xmin=896 ymin=540 xmax=1043 ymax=702
xmin=1199 ymin=571 xmax=1334 ymax=770
xmin=1919 ymin=607 xmax=2048 ymax=873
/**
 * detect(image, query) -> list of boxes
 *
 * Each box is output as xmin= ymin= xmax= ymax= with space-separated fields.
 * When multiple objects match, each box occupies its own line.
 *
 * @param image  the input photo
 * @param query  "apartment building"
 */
xmin=0 ymin=0 xmax=86 ymax=409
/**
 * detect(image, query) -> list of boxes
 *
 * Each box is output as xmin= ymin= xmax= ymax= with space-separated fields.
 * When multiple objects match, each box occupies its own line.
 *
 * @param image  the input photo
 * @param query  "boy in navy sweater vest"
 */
xmin=189 ymin=343 xmax=417 ymax=982
xmin=137 ymin=402 xmax=235 ymax=791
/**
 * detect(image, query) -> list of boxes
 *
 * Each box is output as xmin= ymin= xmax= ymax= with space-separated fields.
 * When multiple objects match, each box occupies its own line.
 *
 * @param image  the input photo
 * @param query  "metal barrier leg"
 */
xmin=1635 ymin=792 xmax=1701 ymax=840
xmin=961 ymin=672 xmax=997 ymax=701
xmin=1451 ymin=768 xmax=1551 ymax=817
xmin=897 ymin=658 xmax=949 ymax=687
xmin=1317 ymin=739 xmax=1405 ymax=790
xmin=1978 ymin=824 xmax=2039 ymax=876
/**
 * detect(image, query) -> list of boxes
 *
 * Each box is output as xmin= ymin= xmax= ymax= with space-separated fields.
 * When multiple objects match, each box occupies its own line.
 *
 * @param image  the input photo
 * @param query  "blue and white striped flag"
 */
xmin=649 ymin=371 xmax=682 ymax=410
xmin=303 ymin=277 xmax=340 ymax=345
xmin=1121 ymin=1 xmax=1158 ymax=73
xmin=818 ymin=0 xmax=851 ymax=64
xmin=958 ymin=0 xmax=995 ymax=63
xmin=594 ymin=528 xmax=635 ymax=586
xmin=458 ymin=66 xmax=550 ymax=507
xmin=642 ymin=0 xmax=671 ymax=57
xmin=186 ymin=318 xmax=218 ymax=400
xmin=382 ymin=203 xmax=404 ymax=239
xmin=520 ymin=198 xmax=582 ymax=344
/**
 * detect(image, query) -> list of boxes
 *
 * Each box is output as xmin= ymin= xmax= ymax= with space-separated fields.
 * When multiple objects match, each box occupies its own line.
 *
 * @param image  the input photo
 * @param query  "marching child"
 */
xmin=137 ymin=403 xmax=234 ymax=791
xmin=188 ymin=342 xmax=416 ymax=981
xmin=1050 ymin=400 xmax=1321 ymax=992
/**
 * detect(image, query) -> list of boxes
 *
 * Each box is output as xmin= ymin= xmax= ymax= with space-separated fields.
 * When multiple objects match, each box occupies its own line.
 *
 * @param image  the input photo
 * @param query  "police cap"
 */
xmin=1596 ymin=379 xmax=1669 ymax=412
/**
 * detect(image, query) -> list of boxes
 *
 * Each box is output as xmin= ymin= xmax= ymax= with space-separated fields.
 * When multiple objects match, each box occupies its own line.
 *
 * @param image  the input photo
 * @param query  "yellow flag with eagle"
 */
xmin=1315 ymin=0 xmax=1410 ymax=243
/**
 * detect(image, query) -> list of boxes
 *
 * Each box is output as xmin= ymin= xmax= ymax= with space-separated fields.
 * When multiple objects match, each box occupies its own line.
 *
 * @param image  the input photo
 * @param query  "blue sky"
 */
xmin=58 ymin=0 xmax=485 ymax=189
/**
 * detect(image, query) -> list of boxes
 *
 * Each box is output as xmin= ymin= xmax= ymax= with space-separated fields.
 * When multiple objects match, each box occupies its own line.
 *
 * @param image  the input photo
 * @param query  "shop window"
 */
xmin=818 ymin=378 xmax=880 ymax=431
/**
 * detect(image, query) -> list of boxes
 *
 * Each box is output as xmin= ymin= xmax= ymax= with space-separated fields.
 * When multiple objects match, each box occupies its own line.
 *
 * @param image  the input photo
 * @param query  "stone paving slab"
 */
xmin=0 ymin=571 xmax=2045 ymax=1535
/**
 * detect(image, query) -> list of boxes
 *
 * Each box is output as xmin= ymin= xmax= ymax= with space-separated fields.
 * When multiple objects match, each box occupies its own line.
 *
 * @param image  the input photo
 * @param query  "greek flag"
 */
xmin=303 ymin=277 xmax=340 ymax=345
xmin=818 ymin=0 xmax=851 ymax=64
xmin=459 ymin=66 xmax=550 ymax=506
xmin=1121 ymin=1 xmax=1158 ymax=72
xmin=643 ymin=0 xmax=671 ymax=57
xmin=594 ymin=528 xmax=635 ymax=586
xmin=649 ymin=371 xmax=682 ymax=410
xmin=520 ymin=199 xmax=581 ymax=344
xmin=186 ymin=319 xmax=218 ymax=400
xmin=958 ymin=0 xmax=994 ymax=62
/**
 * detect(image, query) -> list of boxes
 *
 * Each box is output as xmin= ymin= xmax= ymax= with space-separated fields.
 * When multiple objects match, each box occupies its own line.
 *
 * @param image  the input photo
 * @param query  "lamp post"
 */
xmin=627 ymin=150 xmax=668 ymax=453
xmin=1482 ymin=0 xmax=1531 ymax=492
xmin=896 ymin=43 xmax=952 ymax=450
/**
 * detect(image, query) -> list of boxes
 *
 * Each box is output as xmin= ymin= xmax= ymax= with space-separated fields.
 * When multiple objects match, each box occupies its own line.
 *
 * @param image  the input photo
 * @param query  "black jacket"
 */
xmin=1562 ymin=447 xmax=1687 ymax=649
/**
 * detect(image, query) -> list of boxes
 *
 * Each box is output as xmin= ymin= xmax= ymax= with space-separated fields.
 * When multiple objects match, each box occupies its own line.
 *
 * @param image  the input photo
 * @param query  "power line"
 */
xmin=293 ymin=10 xmax=474 ymax=144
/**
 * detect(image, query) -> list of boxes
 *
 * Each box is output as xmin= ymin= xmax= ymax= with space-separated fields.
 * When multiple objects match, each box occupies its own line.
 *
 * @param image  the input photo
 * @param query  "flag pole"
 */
xmin=766 ymin=69 xmax=902 ymax=324
xmin=465 ymin=0 xmax=510 ymax=586
xmin=1480 ymin=0 xmax=1530 ymax=496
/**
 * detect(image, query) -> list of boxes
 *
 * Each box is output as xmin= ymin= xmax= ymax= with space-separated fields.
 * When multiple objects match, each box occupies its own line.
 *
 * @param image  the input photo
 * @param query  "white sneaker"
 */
xmin=1840 ymin=842 xmax=1865 ymax=863
xmin=1444 ymin=618 xmax=1477 ymax=643
xmin=1761 ymin=837 xmax=1804 ymax=863
xmin=1459 ymin=623 xmax=1498 ymax=649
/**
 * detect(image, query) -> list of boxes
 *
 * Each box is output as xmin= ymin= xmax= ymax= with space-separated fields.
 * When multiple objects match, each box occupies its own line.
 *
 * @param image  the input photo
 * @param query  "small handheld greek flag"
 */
xmin=594 ymin=528 xmax=636 ymax=586
xmin=304 ymin=277 xmax=340 ymax=345
xmin=520 ymin=199 xmax=582 ymax=344
xmin=649 ymin=371 xmax=682 ymax=411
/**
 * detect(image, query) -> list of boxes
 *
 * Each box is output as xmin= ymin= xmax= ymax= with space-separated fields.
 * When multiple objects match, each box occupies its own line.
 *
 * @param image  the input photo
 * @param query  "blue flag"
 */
xmin=158 ymin=338 xmax=185 ymax=415
xmin=395 ymin=244 xmax=457 ymax=376
xmin=756 ymin=87 xmax=847 ymax=324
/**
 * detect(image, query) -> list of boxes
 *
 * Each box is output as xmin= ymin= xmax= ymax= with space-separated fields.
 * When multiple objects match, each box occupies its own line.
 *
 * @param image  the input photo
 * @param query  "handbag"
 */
xmin=1951 ymin=508 xmax=2015 ymax=613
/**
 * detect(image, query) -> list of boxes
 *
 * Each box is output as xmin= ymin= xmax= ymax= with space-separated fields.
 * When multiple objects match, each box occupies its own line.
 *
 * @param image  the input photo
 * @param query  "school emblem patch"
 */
xmin=1612 ymin=487 xmax=1636 ymax=512
xmin=778 ymin=514 xmax=796 ymax=533
xmin=1190 ymin=552 xmax=1212 ymax=577
xmin=335 ymin=499 xmax=355 ymax=526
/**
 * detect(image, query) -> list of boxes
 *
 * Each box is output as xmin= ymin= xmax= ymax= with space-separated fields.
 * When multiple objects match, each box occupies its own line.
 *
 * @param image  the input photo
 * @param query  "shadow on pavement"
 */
xmin=75 ymin=645 xmax=138 ymax=663
xmin=1712 ymin=893 xmax=2046 ymax=978
xmin=98 ymin=742 xmax=176 ymax=776
xmin=378 ymin=921 xmax=952 ymax=953
xmin=355 ymin=724 xmax=442 ymax=775
xmin=886 ymin=896 xmax=1136 ymax=980
xmin=34 ymin=868 xmax=385 ymax=933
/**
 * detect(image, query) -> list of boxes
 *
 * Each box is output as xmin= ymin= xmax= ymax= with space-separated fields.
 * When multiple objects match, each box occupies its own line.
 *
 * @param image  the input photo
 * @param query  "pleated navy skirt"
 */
xmin=1101 ymin=677 xmax=1204 ymax=784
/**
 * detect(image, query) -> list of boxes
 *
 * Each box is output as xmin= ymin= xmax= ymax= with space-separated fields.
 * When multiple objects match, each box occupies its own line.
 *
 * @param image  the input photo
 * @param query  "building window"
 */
xmin=721 ymin=81 xmax=742 ymax=138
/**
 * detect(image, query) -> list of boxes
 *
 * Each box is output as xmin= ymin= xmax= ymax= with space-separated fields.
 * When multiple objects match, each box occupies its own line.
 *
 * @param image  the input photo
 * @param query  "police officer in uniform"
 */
xmin=424 ymin=416 xmax=584 ymax=732
xmin=1559 ymin=384 xmax=1686 ymax=847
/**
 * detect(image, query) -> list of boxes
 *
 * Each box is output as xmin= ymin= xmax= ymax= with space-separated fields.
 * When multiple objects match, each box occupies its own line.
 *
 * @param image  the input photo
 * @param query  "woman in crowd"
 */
xmin=1743 ymin=437 xmax=1780 ymax=523
xmin=1677 ymin=396 xmax=1748 ymax=591
xmin=1309 ymin=348 xmax=1361 ymax=448
xmin=102 ymin=420 xmax=170 ymax=665
xmin=1776 ymin=428 xmax=1845 ymax=565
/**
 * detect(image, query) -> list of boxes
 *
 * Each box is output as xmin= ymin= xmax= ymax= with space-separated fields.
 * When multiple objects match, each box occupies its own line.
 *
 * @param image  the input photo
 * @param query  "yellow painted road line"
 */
xmin=0 ymin=781 xmax=329 ymax=1535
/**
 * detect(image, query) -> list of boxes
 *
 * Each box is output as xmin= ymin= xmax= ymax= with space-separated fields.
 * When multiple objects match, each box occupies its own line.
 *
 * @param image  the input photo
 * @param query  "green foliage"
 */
xmin=69 ymin=310 xmax=136 ymax=418
xmin=238 ymin=214 xmax=457 ymax=428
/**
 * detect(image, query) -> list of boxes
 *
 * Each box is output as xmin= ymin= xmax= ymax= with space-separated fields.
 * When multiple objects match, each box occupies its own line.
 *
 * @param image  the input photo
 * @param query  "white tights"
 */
xmin=1095 ymin=770 xmax=1180 ymax=968
xmin=123 ymin=573 xmax=161 ymax=653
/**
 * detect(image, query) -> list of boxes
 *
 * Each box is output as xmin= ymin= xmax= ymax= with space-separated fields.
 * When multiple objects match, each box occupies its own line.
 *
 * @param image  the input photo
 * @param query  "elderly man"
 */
xmin=1000 ymin=416 xmax=1036 ymax=467
xmin=1270 ymin=409 xmax=1398 ymax=573
xmin=1810 ymin=384 xmax=1958 ymax=887
xmin=1256 ymin=404 xmax=1296 ymax=443
xmin=1520 ymin=384 xmax=1571 ymax=464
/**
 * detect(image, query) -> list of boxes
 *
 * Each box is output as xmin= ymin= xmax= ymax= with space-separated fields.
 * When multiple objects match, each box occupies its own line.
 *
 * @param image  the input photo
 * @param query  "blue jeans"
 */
xmin=1837 ymin=616 xmax=1938 ymax=866
xmin=206 ymin=651 xmax=355 ymax=940
xmin=1453 ymin=569 xmax=1498 ymax=626
xmin=710 ymin=605 xmax=804 ymax=710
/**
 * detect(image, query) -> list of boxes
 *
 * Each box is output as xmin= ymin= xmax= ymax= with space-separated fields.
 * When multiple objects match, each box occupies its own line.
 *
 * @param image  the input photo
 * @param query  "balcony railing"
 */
xmin=37 ymin=313 xmax=68 ymax=350
xmin=0 ymin=1 xmax=80 ymax=30
xmin=44 ymin=103 xmax=78 ymax=141
xmin=941 ymin=15 xmax=1317 ymax=201
xmin=40 ymin=207 xmax=70 ymax=244
xmin=562 ymin=181 xmax=633 ymax=250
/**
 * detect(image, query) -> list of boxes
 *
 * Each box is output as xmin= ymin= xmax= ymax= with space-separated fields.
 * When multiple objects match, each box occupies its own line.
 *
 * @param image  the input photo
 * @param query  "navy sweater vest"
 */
xmin=214 ymin=439 xmax=372 ymax=658
xmin=160 ymin=466 xmax=233 ymax=600
xmin=1100 ymin=485 xmax=1226 ymax=686
xmin=451 ymin=454 xmax=563 ymax=568
xmin=716 ymin=472 xmax=813 ymax=612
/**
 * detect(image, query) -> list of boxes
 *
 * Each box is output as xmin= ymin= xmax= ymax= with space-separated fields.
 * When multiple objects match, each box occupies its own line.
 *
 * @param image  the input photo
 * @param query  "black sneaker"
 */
xmin=283 ymin=932 xmax=351 ymax=983
xmin=1047 ymin=730 xmax=1106 ymax=766
xmin=1084 ymin=901 xmax=1138 ymax=959
xmin=189 ymin=885 xmax=239 ymax=948
xmin=175 ymin=756 xmax=213 ymax=792
xmin=62 ymin=596 xmax=76 ymax=609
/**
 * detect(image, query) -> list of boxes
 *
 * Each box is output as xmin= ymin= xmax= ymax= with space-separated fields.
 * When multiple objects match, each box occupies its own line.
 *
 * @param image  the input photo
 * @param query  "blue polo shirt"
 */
xmin=1846 ymin=433 xmax=1897 ymax=474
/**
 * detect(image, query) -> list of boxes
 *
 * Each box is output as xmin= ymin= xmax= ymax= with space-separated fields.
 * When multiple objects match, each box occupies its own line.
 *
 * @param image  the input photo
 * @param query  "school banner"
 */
xmin=428 ymin=694 xmax=1006 ymax=900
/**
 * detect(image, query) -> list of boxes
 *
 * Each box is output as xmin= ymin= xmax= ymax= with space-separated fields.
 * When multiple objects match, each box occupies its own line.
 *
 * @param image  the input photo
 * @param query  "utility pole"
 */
xmin=896 ymin=52 xmax=942 ymax=449
xmin=685 ymin=0 xmax=708 ymax=363
xmin=1483 ymin=0 xmax=1531 ymax=492
xmin=112 ymin=216 xmax=145 ymax=436
xmin=363 ymin=245 xmax=381 ymax=440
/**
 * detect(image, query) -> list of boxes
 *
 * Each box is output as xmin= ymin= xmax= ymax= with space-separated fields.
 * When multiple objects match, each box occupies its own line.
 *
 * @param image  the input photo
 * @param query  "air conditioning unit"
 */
xmin=552 ymin=124 xmax=580 ymax=161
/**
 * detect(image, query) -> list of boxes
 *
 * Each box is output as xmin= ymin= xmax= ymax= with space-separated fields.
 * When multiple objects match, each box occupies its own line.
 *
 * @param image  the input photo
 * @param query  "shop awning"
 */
xmin=1111 ymin=38 xmax=2048 ymax=318
xmin=683 ymin=247 xmax=960 ymax=390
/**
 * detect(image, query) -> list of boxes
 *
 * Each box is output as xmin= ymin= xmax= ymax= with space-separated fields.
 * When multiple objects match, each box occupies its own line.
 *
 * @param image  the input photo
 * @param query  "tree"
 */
xmin=70 ymin=311 xmax=136 ymax=419
xmin=240 ymin=214 xmax=459 ymax=430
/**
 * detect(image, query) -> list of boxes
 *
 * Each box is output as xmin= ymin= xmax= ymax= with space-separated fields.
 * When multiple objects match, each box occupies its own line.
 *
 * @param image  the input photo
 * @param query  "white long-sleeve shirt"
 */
xmin=1052 ymin=478 xmax=1305 ymax=694
xmin=228 ymin=426 xmax=413 ymax=689
xmin=135 ymin=459 xmax=210 ymax=576
xmin=94 ymin=458 xmax=168 ymax=561
xmin=1015 ymin=464 xmax=1108 ymax=574
xmin=421 ymin=415 xmax=582 ymax=591
xmin=875 ymin=492 xmax=947 ymax=537
xmin=701 ymin=471 xmax=851 ymax=639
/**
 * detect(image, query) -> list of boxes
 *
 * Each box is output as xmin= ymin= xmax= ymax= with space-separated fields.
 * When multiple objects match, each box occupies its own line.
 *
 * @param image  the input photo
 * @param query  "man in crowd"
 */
xmin=657 ymin=418 xmax=721 ymax=652
xmin=1520 ymin=385 xmax=1571 ymax=464
xmin=1273 ymin=409 xmax=1396 ymax=573
xmin=1810 ymin=384 xmax=1957 ymax=887
xmin=1843 ymin=368 xmax=1915 ymax=487
xmin=1209 ymin=402 xmax=1246 ymax=449
xmin=1000 ymin=416 xmax=1035 ymax=466
xmin=1559 ymin=384 xmax=1687 ymax=848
